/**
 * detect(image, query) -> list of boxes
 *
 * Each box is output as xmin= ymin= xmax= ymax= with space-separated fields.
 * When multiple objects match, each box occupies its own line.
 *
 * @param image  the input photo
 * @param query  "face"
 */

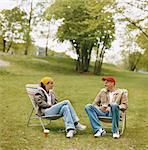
xmin=104 ymin=80 xmax=115 ymax=90
xmin=45 ymin=81 xmax=54 ymax=91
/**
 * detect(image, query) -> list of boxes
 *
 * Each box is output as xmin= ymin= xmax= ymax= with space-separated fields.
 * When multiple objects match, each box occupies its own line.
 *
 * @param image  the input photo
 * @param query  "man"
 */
xmin=85 ymin=76 xmax=128 ymax=139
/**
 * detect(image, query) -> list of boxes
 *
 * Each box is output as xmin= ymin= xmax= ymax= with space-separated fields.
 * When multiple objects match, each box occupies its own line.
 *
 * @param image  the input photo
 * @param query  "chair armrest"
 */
xmin=41 ymin=114 xmax=62 ymax=120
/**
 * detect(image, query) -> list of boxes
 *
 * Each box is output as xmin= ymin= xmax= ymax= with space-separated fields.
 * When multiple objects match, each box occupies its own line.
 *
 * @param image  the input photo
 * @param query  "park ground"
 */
xmin=0 ymin=54 xmax=148 ymax=150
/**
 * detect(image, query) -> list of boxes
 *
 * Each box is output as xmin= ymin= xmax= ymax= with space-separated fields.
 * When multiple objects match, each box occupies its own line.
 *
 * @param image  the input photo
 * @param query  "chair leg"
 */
xmin=125 ymin=113 xmax=126 ymax=129
xmin=38 ymin=117 xmax=46 ymax=130
xmin=27 ymin=108 xmax=52 ymax=128
xmin=27 ymin=107 xmax=34 ymax=127
xmin=120 ymin=113 xmax=126 ymax=135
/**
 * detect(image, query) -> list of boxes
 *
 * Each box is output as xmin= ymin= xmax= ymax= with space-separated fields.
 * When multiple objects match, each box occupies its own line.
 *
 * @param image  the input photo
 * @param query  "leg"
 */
xmin=63 ymin=100 xmax=79 ymax=123
xmin=44 ymin=100 xmax=73 ymax=115
xmin=44 ymin=101 xmax=75 ymax=131
xmin=110 ymin=103 xmax=120 ymax=134
xmin=59 ymin=105 xmax=75 ymax=131
xmin=61 ymin=100 xmax=86 ymax=130
xmin=85 ymin=104 xmax=107 ymax=133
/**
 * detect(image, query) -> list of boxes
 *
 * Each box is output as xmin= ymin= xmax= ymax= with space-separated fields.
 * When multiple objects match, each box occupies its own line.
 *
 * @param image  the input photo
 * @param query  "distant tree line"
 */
xmin=0 ymin=0 xmax=147 ymax=73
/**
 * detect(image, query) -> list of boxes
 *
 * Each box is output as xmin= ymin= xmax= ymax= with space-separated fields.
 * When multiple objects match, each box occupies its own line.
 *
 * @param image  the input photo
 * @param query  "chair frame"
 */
xmin=98 ymin=111 xmax=126 ymax=135
xmin=26 ymin=84 xmax=62 ymax=131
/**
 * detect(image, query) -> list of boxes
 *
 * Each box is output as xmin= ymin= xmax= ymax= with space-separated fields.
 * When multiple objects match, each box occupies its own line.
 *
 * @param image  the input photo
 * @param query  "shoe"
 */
xmin=75 ymin=123 xmax=86 ymax=131
xmin=94 ymin=128 xmax=106 ymax=137
xmin=66 ymin=130 xmax=76 ymax=138
xmin=113 ymin=132 xmax=120 ymax=139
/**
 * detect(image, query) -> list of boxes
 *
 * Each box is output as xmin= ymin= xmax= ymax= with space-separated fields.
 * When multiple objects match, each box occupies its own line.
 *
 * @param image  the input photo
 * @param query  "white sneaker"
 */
xmin=66 ymin=130 xmax=76 ymax=138
xmin=94 ymin=128 xmax=106 ymax=137
xmin=113 ymin=132 xmax=120 ymax=139
xmin=75 ymin=123 xmax=86 ymax=131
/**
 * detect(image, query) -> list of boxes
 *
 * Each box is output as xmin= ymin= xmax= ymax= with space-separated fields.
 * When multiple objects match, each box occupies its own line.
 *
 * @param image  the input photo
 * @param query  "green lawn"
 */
xmin=0 ymin=55 xmax=148 ymax=150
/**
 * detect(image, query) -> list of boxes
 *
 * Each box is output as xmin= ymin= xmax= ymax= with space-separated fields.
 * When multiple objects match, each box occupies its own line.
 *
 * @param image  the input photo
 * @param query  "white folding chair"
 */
xmin=25 ymin=84 xmax=62 ymax=131
xmin=98 ymin=111 xmax=126 ymax=135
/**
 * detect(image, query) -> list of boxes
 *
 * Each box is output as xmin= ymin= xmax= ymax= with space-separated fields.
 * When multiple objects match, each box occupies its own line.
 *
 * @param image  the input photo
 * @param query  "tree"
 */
xmin=93 ymin=13 xmax=115 ymax=75
xmin=136 ymin=28 xmax=148 ymax=51
xmin=138 ymin=50 xmax=148 ymax=71
xmin=0 ymin=7 xmax=27 ymax=53
xmin=23 ymin=0 xmax=33 ymax=55
xmin=128 ymin=51 xmax=142 ymax=71
xmin=113 ymin=0 xmax=148 ymax=71
xmin=34 ymin=0 xmax=55 ymax=56
xmin=136 ymin=28 xmax=148 ymax=71
xmin=20 ymin=0 xmax=54 ymax=55
xmin=45 ymin=0 xmax=115 ymax=73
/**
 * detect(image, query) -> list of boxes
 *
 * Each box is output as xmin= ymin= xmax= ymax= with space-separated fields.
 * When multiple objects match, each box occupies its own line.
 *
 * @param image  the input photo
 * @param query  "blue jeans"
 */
xmin=85 ymin=103 xmax=120 ymax=134
xmin=44 ymin=100 xmax=79 ymax=131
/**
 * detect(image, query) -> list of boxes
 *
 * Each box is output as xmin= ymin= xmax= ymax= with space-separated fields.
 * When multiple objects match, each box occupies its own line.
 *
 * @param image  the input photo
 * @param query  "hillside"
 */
xmin=0 ymin=54 xmax=148 ymax=150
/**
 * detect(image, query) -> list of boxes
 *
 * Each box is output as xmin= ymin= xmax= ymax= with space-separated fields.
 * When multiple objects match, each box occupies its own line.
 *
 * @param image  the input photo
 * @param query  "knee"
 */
xmin=63 ymin=100 xmax=70 ymax=105
xmin=61 ymin=105 xmax=69 ymax=112
xmin=85 ymin=104 xmax=92 ymax=111
xmin=110 ymin=103 xmax=119 ymax=109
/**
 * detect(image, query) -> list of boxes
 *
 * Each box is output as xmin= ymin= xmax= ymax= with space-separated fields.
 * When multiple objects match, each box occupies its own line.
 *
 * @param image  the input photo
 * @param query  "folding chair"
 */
xmin=98 ymin=110 xmax=126 ymax=135
xmin=25 ymin=84 xmax=62 ymax=131
xmin=98 ymin=89 xmax=128 ymax=135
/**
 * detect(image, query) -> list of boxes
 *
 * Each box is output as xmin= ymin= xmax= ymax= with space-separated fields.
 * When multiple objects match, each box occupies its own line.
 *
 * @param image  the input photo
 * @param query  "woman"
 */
xmin=34 ymin=76 xmax=86 ymax=138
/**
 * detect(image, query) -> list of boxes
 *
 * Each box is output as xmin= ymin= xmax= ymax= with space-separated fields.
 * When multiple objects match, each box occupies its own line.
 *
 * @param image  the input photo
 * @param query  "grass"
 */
xmin=0 ymin=54 xmax=148 ymax=150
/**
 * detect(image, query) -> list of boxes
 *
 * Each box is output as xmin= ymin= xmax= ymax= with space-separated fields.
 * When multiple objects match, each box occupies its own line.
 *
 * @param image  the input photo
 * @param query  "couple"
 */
xmin=34 ymin=76 xmax=128 ymax=139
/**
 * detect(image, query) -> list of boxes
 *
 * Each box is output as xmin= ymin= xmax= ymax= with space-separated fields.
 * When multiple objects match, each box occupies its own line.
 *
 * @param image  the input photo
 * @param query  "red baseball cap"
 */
xmin=102 ymin=76 xmax=116 ymax=85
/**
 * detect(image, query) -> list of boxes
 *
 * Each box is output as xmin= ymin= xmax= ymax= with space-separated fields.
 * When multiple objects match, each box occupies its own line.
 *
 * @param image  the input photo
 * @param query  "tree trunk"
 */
xmin=130 ymin=53 xmax=142 ymax=71
xmin=24 ymin=36 xmax=29 ymax=55
xmin=2 ymin=38 xmax=6 ymax=52
xmin=84 ymin=44 xmax=93 ymax=72
xmin=72 ymin=40 xmax=93 ymax=73
xmin=45 ymin=24 xmax=50 ymax=56
xmin=94 ymin=45 xmax=105 ymax=75
xmin=97 ymin=50 xmax=105 ymax=75
xmin=6 ymin=41 xmax=12 ymax=53
xmin=94 ymin=44 xmax=100 ymax=74
xmin=24 ymin=0 xmax=33 ymax=55
xmin=76 ymin=48 xmax=81 ymax=72
xmin=81 ymin=49 xmax=84 ymax=72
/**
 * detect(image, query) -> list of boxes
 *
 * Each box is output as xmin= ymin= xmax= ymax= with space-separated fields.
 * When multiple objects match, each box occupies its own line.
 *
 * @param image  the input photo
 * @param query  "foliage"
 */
xmin=128 ymin=51 xmax=142 ymax=71
xmin=0 ymin=7 xmax=27 ymax=53
xmin=138 ymin=49 xmax=148 ymax=71
xmin=115 ymin=0 xmax=148 ymax=71
xmin=21 ymin=0 xmax=54 ymax=55
xmin=45 ymin=0 xmax=115 ymax=73
xmin=136 ymin=28 xmax=148 ymax=51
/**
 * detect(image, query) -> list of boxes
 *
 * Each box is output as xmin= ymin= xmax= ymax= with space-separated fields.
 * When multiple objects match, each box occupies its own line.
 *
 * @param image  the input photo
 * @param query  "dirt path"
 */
xmin=0 ymin=59 xmax=10 ymax=67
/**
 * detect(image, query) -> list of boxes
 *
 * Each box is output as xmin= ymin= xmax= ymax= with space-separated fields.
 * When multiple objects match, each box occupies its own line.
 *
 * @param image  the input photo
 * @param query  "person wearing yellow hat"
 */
xmin=34 ymin=76 xmax=86 ymax=138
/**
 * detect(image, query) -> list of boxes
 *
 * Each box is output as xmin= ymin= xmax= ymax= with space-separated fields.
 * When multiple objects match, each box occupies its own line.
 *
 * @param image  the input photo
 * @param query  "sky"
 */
xmin=0 ymin=0 xmax=16 ymax=10
xmin=0 ymin=0 xmax=146 ymax=64
xmin=0 ymin=0 xmax=78 ymax=58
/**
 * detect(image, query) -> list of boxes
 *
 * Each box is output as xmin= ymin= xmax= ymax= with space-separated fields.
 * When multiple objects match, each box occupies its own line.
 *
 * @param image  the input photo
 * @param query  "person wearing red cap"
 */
xmin=85 ymin=76 xmax=128 ymax=139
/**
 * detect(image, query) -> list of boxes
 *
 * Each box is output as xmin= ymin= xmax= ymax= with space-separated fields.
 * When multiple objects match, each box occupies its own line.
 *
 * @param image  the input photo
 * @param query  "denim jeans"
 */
xmin=85 ymin=103 xmax=120 ymax=134
xmin=44 ymin=100 xmax=79 ymax=131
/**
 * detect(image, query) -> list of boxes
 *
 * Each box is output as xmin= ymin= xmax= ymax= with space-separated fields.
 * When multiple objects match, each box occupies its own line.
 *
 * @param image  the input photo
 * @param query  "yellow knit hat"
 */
xmin=40 ymin=76 xmax=54 ymax=85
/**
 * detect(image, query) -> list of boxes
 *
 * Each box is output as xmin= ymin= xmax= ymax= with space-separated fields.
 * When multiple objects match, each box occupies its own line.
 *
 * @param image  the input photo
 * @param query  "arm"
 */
xmin=34 ymin=93 xmax=51 ymax=109
xmin=92 ymin=91 xmax=101 ymax=106
xmin=49 ymin=90 xmax=58 ymax=104
xmin=92 ymin=89 xmax=110 ymax=112
xmin=119 ymin=90 xmax=128 ymax=111
xmin=92 ymin=89 xmax=106 ymax=106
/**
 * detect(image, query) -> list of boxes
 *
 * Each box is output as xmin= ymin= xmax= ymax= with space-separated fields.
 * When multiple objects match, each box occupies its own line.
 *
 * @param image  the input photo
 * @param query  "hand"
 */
xmin=49 ymin=89 xmax=55 ymax=94
xmin=100 ymin=106 xmax=110 ymax=112
xmin=49 ymin=89 xmax=53 ymax=92
xmin=106 ymin=107 xmax=110 ymax=112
